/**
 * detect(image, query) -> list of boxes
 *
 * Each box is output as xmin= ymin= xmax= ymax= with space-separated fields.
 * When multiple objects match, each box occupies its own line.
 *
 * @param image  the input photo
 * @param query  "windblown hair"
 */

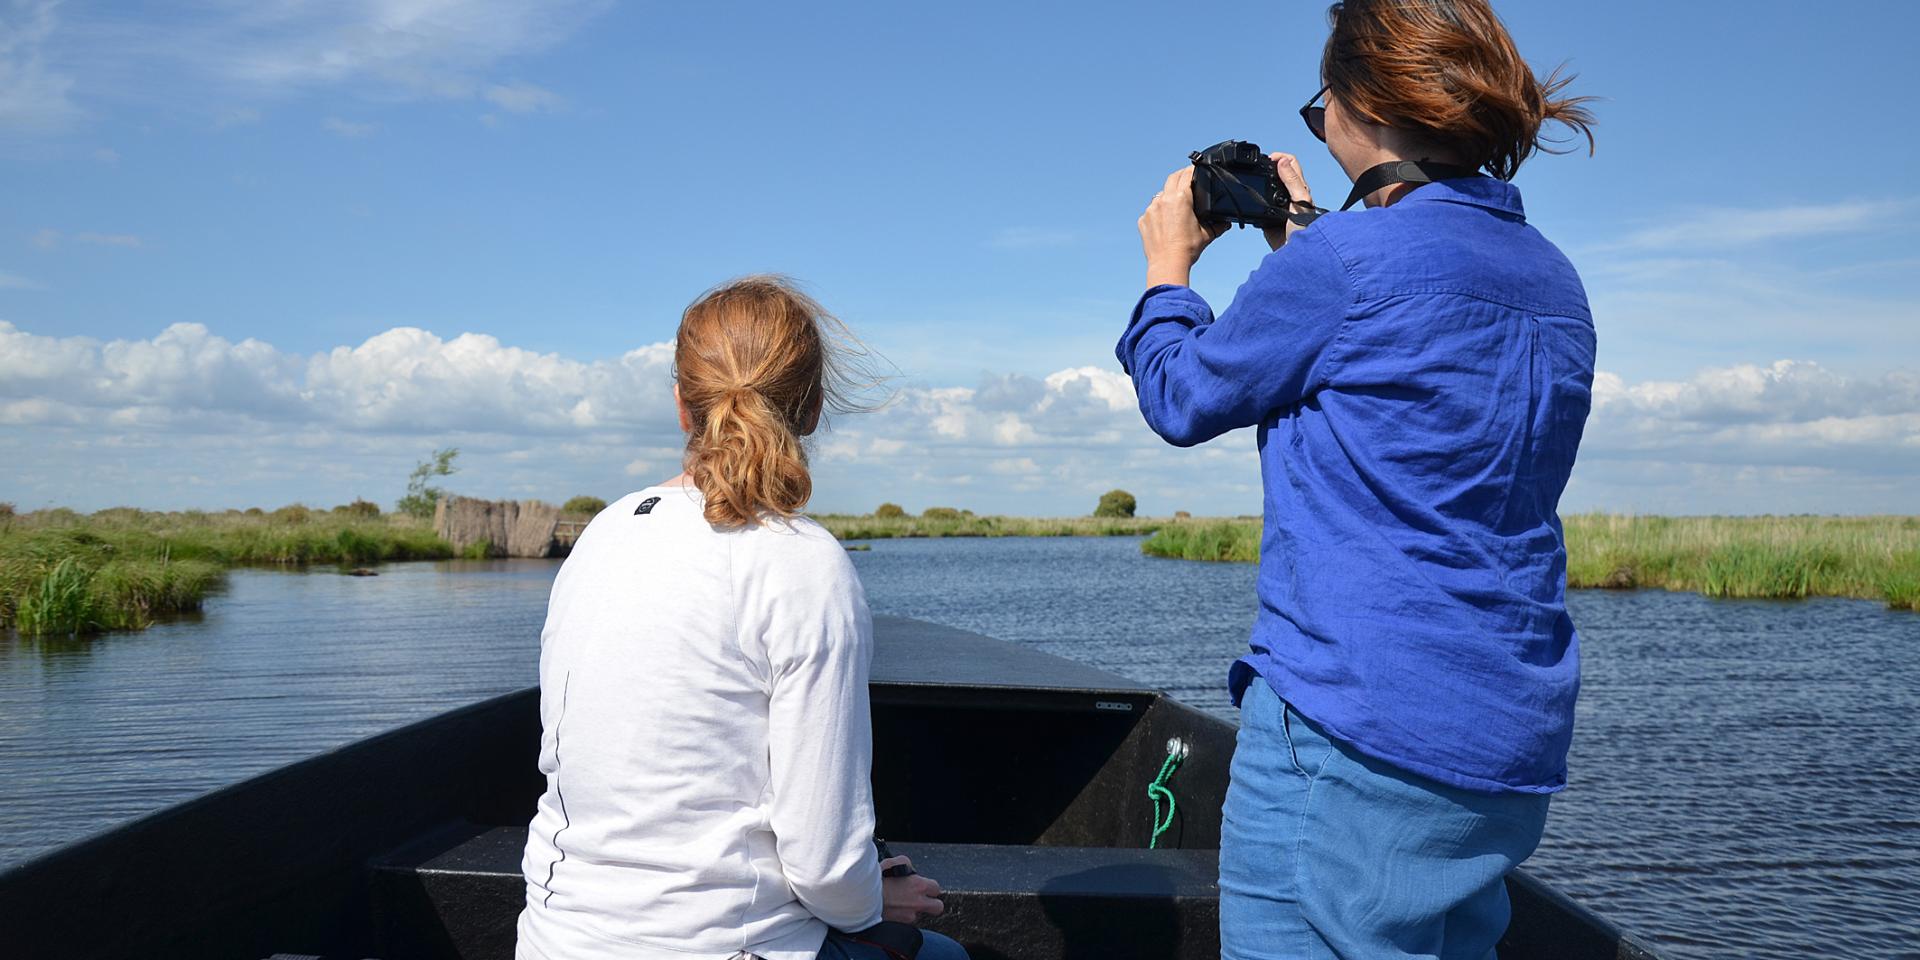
xmin=675 ymin=276 xmax=873 ymax=528
xmin=1323 ymin=0 xmax=1596 ymax=180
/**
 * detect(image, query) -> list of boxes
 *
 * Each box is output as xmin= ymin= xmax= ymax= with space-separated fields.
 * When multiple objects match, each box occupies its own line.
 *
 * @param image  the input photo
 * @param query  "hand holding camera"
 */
xmin=1138 ymin=141 xmax=1318 ymax=288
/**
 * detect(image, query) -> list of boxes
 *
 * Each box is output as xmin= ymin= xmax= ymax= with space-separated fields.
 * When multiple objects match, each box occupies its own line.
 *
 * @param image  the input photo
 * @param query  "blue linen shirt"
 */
xmin=1117 ymin=177 xmax=1594 ymax=794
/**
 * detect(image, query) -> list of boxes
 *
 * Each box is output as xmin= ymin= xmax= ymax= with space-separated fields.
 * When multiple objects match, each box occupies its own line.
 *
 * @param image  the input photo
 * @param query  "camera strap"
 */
xmin=1289 ymin=160 xmax=1484 ymax=227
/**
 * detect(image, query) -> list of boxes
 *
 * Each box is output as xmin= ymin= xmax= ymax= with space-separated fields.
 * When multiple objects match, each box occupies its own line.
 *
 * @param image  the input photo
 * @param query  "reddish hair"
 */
xmin=1322 ymin=0 xmax=1596 ymax=180
xmin=675 ymin=276 xmax=867 ymax=528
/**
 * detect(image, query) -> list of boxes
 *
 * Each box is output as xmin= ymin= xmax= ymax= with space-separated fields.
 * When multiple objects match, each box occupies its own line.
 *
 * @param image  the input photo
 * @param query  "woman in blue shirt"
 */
xmin=1120 ymin=1 xmax=1597 ymax=957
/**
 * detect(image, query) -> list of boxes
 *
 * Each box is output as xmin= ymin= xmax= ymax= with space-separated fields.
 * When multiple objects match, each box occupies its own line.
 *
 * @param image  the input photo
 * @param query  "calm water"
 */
xmin=2 ymin=537 xmax=1916 ymax=957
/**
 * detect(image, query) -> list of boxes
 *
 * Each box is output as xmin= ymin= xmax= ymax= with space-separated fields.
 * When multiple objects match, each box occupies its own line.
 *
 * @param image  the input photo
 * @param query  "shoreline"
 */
xmin=8 ymin=508 xmax=1916 ymax=636
xmin=0 ymin=507 xmax=451 ymax=637
xmin=1139 ymin=514 xmax=1920 ymax=611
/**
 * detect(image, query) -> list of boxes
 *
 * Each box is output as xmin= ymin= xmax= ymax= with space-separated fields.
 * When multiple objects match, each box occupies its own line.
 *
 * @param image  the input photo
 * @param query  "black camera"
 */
xmin=1190 ymin=140 xmax=1292 ymax=229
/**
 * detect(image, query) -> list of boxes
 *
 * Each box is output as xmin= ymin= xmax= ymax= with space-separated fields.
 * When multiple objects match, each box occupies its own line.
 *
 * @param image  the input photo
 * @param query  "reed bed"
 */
xmin=0 ymin=507 xmax=452 ymax=637
xmin=1561 ymin=513 xmax=1920 ymax=610
xmin=1136 ymin=521 xmax=1261 ymax=563
xmin=1140 ymin=514 xmax=1920 ymax=611
xmin=817 ymin=513 xmax=1169 ymax=540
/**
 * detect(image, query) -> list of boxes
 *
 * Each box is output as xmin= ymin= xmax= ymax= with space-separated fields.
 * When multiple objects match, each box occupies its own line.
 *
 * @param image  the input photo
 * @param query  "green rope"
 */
xmin=1147 ymin=737 xmax=1189 ymax=849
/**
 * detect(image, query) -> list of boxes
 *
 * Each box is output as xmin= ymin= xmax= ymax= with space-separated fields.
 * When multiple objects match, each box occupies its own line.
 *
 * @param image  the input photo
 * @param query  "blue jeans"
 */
xmin=1219 ymin=680 xmax=1551 ymax=960
xmin=818 ymin=929 xmax=968 ymax=960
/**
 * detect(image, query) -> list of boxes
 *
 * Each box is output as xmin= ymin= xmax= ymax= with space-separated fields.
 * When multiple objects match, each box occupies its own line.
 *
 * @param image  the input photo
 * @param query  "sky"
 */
xmin=2 ymin=0 xmax=1916 ymax=517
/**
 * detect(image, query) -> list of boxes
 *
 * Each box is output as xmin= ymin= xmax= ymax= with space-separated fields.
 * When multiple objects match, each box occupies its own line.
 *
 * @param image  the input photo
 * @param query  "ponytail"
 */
xmin=686 ymin=386 xmax=812 ymax=528
xmin=673 ymin=276 xmax=876 ymax=528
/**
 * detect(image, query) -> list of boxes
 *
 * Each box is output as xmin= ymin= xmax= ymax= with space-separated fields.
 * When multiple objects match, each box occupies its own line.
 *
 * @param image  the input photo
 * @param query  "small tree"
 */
xmin=563 ymin=496 xmax=608 ymax=515
xmin=921 ymin=506 xmax=964 ymax=521
xmin=874 ymin=502 xmax=908 ymax=519
xmin=398 ymin=447 xmax=460 ymax=520
xmin=1094 ymin=489 xmax=1137 ymax=518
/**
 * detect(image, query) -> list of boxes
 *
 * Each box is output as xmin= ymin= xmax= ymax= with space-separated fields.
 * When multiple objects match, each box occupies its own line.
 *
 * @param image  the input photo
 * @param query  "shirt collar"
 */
xmin=1397 ymin=176 xmax=1526 ymax=218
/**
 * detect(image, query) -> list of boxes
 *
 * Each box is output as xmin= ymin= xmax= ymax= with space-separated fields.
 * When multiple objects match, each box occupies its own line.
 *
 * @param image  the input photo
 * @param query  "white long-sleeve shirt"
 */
xmin=517 ymin=485 xmax=882 ymax=960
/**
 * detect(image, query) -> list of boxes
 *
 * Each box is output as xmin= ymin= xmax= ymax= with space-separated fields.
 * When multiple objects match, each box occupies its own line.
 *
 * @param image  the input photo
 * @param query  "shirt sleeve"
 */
xmin=1115 ymin=228 xmax=1353 ymax=446
xmin=760 ymin=556 xmax=885 ymax=932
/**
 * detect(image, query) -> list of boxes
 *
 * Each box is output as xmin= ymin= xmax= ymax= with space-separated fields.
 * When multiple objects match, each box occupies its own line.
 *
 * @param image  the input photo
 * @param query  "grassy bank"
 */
xmin=0 ymin=507 xmax=452 ymax=637
xmin=1140 ymin=514 xmax=1920 ymax=611
xmin=817 ymin=513 xmax=1169 ymax=540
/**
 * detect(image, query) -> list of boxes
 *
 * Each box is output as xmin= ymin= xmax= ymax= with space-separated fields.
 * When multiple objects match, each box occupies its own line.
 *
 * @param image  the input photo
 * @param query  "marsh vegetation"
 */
xmin=0 ymin=506 xmax=451 ymax=637
xmin=11 ymin=502 xmax=1914 ymax=639
xmin=1140 ymin=513 xmax=1920 ymax=610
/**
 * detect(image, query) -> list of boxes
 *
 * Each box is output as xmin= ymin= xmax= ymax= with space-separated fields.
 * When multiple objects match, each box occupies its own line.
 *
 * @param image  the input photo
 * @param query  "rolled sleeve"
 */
xmin=1116 ymin=230 xmax=1353 ymax=446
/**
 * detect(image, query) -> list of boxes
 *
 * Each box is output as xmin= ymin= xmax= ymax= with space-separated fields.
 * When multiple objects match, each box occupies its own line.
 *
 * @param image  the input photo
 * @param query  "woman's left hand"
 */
xmin=1139 ymin=167 xmax=1226 ymax=289
xmin=879 ymin=856 xmax=945 ymax=924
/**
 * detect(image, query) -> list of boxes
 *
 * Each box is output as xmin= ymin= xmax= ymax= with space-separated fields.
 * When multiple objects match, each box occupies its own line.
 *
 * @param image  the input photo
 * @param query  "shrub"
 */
xmin=334 ymin=528 xmax=386 ymax=563
xmin=921 ymin=507 xmax=964 ymax=521
xmin=1173 ymin=510 xmax=1192 ymax=520
xmin=460 ymin=540 xmax=496 ymax=560
xmin=338 ymin=499 xmax=381 ymax=518
xmin=271 ymin=504 xmax=312 ymax=525
xmin=1095 ymin=489 xmax=1137 ymax=518
xmin=0 ymin=502 xmax=14 ymax=519
xmin=563 ymin=496 xmax=608 ymax=515
xmin=874 ymin=502 xmax=908 ymax=519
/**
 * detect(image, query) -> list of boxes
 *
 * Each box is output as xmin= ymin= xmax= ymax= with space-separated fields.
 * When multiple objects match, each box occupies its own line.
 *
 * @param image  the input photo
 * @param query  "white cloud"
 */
xmin=0 ymin=0 xmax=79 ymax=131
xmin=1609 ymin=201 xmax=1893 ymax=252
xmin=2 ymin=321 xmax=1913 ymax=516
xmin=1570 ymin=360 xmax=1920 ymax=514
xmin=0 ymin=320 xmax=678 ymax=436
xmin=13 ymin=1 xmax=606 ymax=128
xmin=1572 ymin=200 xmax=1920 ymax=381
xmin=483 ymin=81 xmax=561 ymax=114
xmin=322 ymin=117 xmax=377 ymax=139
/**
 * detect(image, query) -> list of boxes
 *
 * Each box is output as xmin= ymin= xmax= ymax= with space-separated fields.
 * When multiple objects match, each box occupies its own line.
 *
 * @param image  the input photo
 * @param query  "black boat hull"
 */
xmin=0 ymin=617 xmax=1659 ymax=959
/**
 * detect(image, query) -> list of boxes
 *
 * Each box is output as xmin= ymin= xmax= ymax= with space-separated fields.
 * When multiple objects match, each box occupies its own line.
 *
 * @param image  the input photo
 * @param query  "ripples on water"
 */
xmin=2 ymin=537 xmax=1916 ymax=957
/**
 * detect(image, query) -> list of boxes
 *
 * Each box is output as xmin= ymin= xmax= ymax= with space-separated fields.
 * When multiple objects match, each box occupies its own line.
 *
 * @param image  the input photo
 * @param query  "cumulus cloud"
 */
xmin=1568 ymin=361 xmax=1920 ymax=514
xmin=0 ymin=321 xmax=1257 ymax=514
xmin=1 ymin=320 xmax=1913 ymax=515
xmin=0 ymin=321 xmax=678 ymax=437
xmin=1588 ymin=360 xmax=1920 ymax=455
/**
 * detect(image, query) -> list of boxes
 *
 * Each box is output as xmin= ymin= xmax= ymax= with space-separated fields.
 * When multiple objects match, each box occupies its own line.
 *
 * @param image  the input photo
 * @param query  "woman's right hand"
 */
xmin=879 ymin=856 xmax=945 ymax=924
xmin=1261 ymin=152 xmax=1316 ymax=251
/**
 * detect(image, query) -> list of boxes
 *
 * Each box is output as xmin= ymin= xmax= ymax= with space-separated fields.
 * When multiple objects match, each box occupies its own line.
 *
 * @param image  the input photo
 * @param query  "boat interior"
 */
xmin=0 ymin=616 xmax=1657 ymax=960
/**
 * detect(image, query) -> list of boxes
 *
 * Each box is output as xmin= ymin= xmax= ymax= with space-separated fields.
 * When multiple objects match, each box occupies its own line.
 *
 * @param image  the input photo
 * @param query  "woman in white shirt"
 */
xmin=517 ymin=276 xmax=967 ymax=960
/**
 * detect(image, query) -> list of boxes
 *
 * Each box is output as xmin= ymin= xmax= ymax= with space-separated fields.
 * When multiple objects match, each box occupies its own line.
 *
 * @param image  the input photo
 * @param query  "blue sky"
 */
xmin=3 ymin=0 xmax=1916 ymax=516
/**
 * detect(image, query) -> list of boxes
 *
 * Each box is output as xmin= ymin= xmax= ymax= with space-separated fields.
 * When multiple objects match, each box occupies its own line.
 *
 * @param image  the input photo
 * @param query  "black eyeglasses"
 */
xmin=1300 ymin=85 xmax=1328 ymax=143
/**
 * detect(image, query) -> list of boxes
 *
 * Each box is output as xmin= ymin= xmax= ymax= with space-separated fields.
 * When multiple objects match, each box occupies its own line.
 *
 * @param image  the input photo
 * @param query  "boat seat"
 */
xmin=369 ymin=823 xmax=1221 ymax=960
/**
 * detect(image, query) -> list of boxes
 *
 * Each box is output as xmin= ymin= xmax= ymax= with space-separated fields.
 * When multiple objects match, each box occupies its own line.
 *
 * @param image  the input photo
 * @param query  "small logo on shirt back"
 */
xmin=634 ymin=497 xmax=661 ymax=516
